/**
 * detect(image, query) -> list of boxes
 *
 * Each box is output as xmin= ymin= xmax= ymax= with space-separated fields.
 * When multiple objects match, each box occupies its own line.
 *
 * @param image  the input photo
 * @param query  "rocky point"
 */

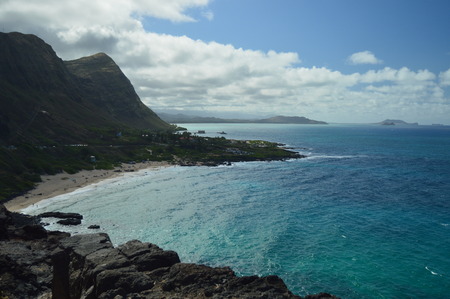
xmin=0 ymin=204 xmax=339 ymax=298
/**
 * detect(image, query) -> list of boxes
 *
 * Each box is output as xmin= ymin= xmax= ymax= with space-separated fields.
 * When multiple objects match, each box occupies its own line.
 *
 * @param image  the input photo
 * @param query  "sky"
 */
xmin=1 ymin=0 xmax=450 ymax=124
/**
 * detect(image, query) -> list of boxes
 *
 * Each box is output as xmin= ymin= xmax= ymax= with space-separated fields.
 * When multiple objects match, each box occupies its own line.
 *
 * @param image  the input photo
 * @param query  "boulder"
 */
xmin=95 ymin=267 xmax=153 ymax=297
xmin=59 ymin=233 xmax=113 ymax=257
xmin=39 ymin=211 xmax=83 ymax=219
xmin=117 ymin=240 xmax=180 ymax=271
xmin=57 ymin=218 xmax=82 ymax=225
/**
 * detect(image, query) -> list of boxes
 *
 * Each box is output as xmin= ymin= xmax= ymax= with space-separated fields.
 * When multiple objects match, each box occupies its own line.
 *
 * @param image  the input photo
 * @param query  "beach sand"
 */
xmin=4 ymin=161 xmax=171 ymax=212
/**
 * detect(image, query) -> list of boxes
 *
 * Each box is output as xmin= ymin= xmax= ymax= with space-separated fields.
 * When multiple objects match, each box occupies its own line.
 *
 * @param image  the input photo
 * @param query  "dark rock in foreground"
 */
xmin=57 ymin=218 xmax=82 ymax=225
xmin=39 ymin=211 xmax=83 ymax=219
xmin=0 ymin=205 xmax=70 ymax=298
xmin=52 ymin=234 xmax=307 ymax=298
xmin=0 ymin=204 xmax=339 ymax=298
xmin=39 ymin=211 xmax=83 ymax=226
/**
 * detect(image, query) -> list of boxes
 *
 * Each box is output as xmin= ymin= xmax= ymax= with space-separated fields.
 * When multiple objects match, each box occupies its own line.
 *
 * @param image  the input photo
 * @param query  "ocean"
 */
xmin=23 ymin=123 xmax=450 ymax=298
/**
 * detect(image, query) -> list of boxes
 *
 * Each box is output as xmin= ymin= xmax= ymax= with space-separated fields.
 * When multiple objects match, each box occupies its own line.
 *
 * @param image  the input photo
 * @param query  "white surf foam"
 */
xmin=425 ymin=266 xmax=442 ymax=276
xmin=305 ymin=154 xmax=367 ymax=160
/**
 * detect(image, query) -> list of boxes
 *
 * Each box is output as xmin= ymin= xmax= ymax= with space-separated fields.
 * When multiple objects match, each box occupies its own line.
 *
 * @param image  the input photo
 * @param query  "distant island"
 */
xmin=158 ymin=113 xmax=328 ymax=125
xmin=377 ymin=119 xmax=419 ymax=126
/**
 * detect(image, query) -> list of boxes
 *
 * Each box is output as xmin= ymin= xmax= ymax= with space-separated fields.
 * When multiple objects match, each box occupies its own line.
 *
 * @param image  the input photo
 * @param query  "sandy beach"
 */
xmin=4 ymin=161 xmax=171 ymax=212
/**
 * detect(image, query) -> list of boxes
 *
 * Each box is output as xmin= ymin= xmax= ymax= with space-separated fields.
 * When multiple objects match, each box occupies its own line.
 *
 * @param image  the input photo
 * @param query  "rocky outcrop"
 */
xmin=51 ymin=234 xmax=306 ymax=299
xmin=39 ymin=211 xmax=83 ymax=226
xmin=0 ymin=204 xmax=339 ymax=298
xmin=0 ymin=204 xmax=69 ymax=298
xmin=39 ymin=211 xmax=83 ymax=219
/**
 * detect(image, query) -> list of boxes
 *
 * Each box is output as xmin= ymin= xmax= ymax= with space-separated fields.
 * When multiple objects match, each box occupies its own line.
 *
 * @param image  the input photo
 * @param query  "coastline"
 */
xmin=4 ymin=161 xmax=171 ymax=212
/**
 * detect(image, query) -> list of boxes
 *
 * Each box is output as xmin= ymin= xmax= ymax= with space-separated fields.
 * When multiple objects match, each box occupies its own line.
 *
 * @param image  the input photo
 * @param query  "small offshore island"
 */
xmin=0 ymin=32 xmax=337 ymax=298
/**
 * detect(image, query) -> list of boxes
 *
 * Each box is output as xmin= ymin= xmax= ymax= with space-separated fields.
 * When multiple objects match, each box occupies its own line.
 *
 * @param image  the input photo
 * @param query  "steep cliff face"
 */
xmin=0 ymin=32 xmax=87 ymax=144
xmin=0 ymin=32 xmax=170 ymax=145
xmin=0 ymin=32 xmax=74 ymax=92
xmin=65 ymin=53 xmax=168 ymax=130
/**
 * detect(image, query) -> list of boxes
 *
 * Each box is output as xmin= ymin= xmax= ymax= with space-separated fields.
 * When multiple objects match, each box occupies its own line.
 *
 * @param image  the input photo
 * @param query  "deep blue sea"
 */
xmin=24 ymin=123 xmax=450 ymax=298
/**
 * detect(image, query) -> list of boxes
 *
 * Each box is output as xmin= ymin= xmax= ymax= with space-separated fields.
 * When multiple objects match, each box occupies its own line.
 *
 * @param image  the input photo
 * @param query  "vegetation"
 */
xmin=0 ymin=129 xmax=301 ymax=202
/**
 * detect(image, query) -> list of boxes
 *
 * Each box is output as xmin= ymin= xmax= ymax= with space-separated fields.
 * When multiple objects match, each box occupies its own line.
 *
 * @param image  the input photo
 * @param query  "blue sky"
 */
xmin=146 ymin=0 xmax=450 ymax=74
xmin=1 ymin=0 xmax=450 ymax=124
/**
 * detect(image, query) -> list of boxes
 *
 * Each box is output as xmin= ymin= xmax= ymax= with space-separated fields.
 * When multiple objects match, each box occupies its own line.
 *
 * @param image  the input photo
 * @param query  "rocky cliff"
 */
xmin=0 ymin=32 xmax=170 ymax=145
xmin=0 ymin=204 xmax=338 ymax=299
xmin=64 ymin=53 xmax=165 ymax=130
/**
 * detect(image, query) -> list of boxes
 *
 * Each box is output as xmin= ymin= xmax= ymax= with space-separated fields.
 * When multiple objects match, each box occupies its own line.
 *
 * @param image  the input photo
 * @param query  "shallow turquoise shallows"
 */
xmin=25 ymin=123 xmax=450 ymax=298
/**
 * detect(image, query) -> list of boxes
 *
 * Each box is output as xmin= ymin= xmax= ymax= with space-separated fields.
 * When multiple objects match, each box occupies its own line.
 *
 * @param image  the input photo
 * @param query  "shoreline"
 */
xmin=4 ymin=161 xmax=171 ymax=212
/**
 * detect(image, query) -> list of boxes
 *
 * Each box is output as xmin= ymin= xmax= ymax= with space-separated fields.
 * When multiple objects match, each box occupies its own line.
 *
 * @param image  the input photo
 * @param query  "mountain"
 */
xmin=157 ymin=113 xmax=231 ymax=123
xmin=378 ymin=119 xmax=418 ymax=126
xmin=0 ymin=32 xmax=170 ymax=145
xmin=158 ymin=113 xmax=327 ymax=124
xmin=255 ymin=115 xmax=327 ymax=124
xmin=65 ymin=53 xmax=166 ymax=130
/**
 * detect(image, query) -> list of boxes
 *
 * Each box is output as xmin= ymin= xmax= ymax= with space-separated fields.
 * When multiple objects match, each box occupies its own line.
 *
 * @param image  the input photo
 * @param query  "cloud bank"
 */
xmin=1 ymin=0 xmax=449 ymax=124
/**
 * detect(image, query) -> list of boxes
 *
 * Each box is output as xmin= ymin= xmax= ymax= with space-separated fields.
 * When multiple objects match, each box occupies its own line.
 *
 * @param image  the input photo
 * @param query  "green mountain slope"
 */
xmin=0 ymin=32 xmax=170 ymax=146
xmin=65 ymin=53 xmax=168 ymax=130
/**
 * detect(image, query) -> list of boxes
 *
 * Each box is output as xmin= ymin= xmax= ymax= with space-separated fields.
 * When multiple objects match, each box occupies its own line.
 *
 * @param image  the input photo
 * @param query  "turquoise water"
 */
xmin=25 ymin=124 xmax=450 ymax=298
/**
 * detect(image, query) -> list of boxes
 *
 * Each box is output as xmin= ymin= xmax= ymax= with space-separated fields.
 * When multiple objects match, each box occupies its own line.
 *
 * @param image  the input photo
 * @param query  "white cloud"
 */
xmin=359 ymin=67 xmax=435 ymax=84
xmin=348 ymin=51 xmax=383 ymax=65
xmin=202 ymin=10 xmax=214 ymax=21
xmin=439 ymin=69 xmax=450 ymax=86
xmin=132 ymin=0 xmax=212 ymax=22
xmin=0 ymin=0 xmax=449 ymax=124
xmin=0 ymin=0 xmax=211 ymax=28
